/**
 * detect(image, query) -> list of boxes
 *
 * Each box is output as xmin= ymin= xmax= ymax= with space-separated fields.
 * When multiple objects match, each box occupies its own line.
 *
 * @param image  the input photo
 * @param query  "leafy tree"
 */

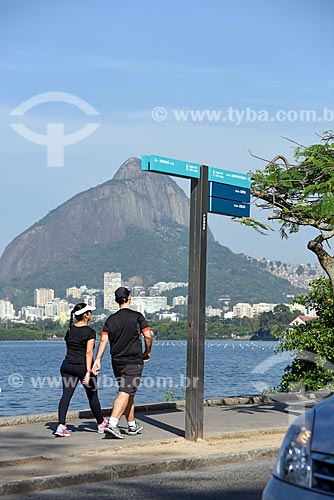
xmin=276 ymin=277 xmax=334 ymax=392
xmin=243 ymin=133 xmax=334 ymax=389
xmin=251 ymin=304 xmax=297 ymax=340
xmin=242 ymin=132 xmax=334 ymax=292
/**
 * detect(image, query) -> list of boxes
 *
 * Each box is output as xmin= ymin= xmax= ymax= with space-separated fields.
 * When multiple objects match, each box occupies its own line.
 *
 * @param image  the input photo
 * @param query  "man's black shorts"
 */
xmin=112 ymin=362 xmax=143 ymax=396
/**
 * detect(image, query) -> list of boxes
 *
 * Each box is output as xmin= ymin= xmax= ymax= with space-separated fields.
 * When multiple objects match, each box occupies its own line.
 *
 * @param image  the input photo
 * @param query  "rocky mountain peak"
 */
xmin=0 ymin=158 xmax=191 ymax=281
xmin=113 ymin=157 xmax=143 ymax=180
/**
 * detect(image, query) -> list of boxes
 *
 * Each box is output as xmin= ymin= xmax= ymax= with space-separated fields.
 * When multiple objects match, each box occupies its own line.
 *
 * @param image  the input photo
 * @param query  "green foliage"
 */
xmin=247 ymin=132 xmax=334 ymax=290
xmin=251 ymin=304 xmax=298 ymax=341
xmin=276 ymin=277 xmax=334 ymax=392
xmin=0 ymin=321 xmax=64 ymax=340
xmin=151 ymin=310 xmax=294 ymax=340
xmin=150 ymin=318 xmax=257 ymax=340
xmin=205 ymin=241 xmax=303 ymax=306
xmin=1 ymin=304 xmax=298 ymax=341
xmin=206 ymin=316 xmax=254 ymax=339
xmin=251 ymin=133 xmax=334 ymax=233
xmin=232 ymin=217 xmax=273 ymax=235
xmin=151 ymin=320 xmax=187 ymax=340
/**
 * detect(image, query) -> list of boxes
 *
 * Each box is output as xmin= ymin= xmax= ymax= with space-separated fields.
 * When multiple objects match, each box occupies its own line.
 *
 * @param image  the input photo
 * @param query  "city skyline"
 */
xmin=0 ymin=257 xmax=324 ymax=322
xmin=0 ymin=258 xmax=325 ymax=321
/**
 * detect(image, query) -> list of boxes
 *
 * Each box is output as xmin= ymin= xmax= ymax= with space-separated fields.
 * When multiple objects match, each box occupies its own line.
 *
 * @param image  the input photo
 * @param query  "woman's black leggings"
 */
xmin=58 ymin=360 xmax=104 ymax=425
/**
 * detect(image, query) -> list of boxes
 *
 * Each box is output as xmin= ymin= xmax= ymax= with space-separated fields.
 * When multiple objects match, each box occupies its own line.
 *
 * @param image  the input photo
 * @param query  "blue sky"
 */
xmin=1 ymin=0 xmax=334 ymax=264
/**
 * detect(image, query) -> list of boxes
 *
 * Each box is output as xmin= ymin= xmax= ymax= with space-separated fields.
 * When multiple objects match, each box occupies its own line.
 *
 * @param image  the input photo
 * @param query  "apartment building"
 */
xmin=34 ymin=288 xmax=54 ymax=307
xmin=66 ymin=287 xmax=81 ymax=299
xmin=104 ymin=272 xmax=122 ymax=311
xmin=0 ymin=299 xmax=15 ymax=319
xmin=131 ymin=296 xmax=167 ymax=314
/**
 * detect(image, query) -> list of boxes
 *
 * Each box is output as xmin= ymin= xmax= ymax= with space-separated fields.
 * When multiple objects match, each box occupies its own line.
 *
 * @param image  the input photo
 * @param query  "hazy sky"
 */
xmin=1 ymin=0 xmax=333 ymax=264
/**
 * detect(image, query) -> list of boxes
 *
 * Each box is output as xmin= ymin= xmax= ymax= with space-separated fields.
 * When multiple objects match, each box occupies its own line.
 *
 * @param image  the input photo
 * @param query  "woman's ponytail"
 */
xmin=69 ymin=309 xmax=75 ymax=329
xmin=64 ymin=310 xmax=74 ymax=341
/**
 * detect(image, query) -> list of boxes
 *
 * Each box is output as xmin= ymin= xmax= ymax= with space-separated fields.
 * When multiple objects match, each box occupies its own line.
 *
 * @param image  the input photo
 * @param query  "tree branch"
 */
xmin=252 ymin=189 xmax=293 ymax=210
xmin=307 ymin=231 xmax=334 ymax=291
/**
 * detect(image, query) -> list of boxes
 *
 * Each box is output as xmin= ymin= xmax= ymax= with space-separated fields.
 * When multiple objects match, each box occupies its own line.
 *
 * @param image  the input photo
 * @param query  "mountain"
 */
xmin=0 ymin=158 xmax=193 ymax=282
xmin=0 ymin=158 xmax=304 ymax=308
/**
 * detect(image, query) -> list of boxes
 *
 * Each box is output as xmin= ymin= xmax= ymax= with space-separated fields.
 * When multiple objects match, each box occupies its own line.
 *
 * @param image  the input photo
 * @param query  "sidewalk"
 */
xmin=0 ymin=394 xmax=326 ymax=496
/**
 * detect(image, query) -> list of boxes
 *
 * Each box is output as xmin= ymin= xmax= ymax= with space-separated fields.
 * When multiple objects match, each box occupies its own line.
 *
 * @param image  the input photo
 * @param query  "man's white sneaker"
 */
xmin=128 ymin=422 xmax=143 ymax=435
xmin=104 ymin=424 xmax=125 ymax=439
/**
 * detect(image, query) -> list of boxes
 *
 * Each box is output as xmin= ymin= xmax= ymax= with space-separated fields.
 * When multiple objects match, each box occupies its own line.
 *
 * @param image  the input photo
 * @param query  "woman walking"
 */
xmin=55 ymin=303 xmax=108 ymax=437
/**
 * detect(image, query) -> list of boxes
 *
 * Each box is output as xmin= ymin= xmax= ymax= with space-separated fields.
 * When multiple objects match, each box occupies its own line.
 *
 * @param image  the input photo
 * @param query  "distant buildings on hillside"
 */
xmin=0 ymin=275 xmax=188 ymax=323
xmin=227 ymin=301 xmax=316 ymax=319
xmin=252 ymin=258 xmax=324 ymax=289
xmin=0 ymin=261 xmax=323 ymax=324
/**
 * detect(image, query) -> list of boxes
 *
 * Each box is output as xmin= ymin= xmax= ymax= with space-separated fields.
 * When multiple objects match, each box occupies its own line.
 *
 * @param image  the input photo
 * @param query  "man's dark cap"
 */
xmin=115 ymin=286 xmax=130 ymax=300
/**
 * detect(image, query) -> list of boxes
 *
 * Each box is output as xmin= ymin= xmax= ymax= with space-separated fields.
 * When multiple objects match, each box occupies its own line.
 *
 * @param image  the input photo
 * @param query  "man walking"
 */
xmin=92 ymin=287 xmax=152 ymax=439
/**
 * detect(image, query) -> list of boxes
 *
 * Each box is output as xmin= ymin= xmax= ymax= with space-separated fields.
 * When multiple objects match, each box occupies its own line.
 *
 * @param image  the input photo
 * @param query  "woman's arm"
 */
xmin=82 ymin=338 xmax=95 ymax=385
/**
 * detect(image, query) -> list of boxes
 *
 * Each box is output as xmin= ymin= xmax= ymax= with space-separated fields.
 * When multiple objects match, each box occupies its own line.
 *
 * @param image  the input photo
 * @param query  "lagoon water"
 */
xmin=0 ymin=340 xmax=291 ymax=417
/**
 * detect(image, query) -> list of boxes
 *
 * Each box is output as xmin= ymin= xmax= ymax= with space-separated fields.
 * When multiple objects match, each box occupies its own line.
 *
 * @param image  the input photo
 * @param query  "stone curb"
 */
xmin=0 ymin=447 xmax=279 ymax=496
xmin=1 ymin=391 xmax=331 ymax=427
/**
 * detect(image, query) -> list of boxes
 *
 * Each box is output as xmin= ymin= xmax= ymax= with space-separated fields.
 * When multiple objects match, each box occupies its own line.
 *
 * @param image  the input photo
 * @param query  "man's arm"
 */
xmin=142 ymin=328 xmax=152 ymax=362
xmin=92 ymin=333 xmax=109 ymax=375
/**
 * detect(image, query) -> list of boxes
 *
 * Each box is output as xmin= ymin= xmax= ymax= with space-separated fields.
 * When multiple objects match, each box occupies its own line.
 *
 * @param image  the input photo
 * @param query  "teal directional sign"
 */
xmin=208 ymin=197 xmax=250 ymax=217
xmin=141 ymin=155 xmax=200 ymax=179
xmin=208 ymin=167 xmax=251 ymax=188
xmin=208 ymin=181 xmax=251 ymax=217
xmin=209 ymin=182 xmax=250 ymax=203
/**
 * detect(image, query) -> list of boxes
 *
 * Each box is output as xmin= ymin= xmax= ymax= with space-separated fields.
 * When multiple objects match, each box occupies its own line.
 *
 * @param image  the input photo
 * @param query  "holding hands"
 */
xmin=82 ymin=370 xmax=91 ymax=386
xmin=143 ymin=350 xmax=151 ymax=362
xmin=92 ymin=359 xmax=100 ymax=376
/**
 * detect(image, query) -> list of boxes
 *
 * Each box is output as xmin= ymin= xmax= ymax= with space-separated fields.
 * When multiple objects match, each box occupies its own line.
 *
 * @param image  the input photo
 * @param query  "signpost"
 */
xmin=141 ymin=155 xmax=251 ymax=441
xmin=208 ymin=197 xmax=250 ymax=217
xmin=207 ymin=166 xmax=251 ymax=217
xmin=185 ymin=166 xmax=208 ymax=441
xmin=208 ymin=182 xmax=250 ymax=203
xmin=208 ymin=167 xmax=251 ymax=188
xmin=141 ymin=154 xmax=200 ymax=179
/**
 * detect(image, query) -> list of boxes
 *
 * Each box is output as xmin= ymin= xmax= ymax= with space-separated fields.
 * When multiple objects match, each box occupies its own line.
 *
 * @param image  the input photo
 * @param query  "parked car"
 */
xmin=262 ymin=394 xmax=334 ymax=499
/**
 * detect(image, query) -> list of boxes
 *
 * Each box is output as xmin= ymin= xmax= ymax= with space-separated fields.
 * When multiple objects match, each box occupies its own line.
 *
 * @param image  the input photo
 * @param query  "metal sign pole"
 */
xmin=185 ymin=165 xmax=208 ymax=441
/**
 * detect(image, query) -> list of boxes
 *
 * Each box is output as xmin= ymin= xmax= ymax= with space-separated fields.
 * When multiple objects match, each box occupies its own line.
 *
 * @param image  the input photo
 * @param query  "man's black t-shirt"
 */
xmin=102 ymin=309 xmax=149 ymax=365
xmin=64 ymin=325 xmax=96 ymax=364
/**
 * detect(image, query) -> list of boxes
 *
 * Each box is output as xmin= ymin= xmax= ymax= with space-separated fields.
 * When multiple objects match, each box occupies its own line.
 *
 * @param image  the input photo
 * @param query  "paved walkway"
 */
xmin=0 ymin=395 xmax=327 ymax=496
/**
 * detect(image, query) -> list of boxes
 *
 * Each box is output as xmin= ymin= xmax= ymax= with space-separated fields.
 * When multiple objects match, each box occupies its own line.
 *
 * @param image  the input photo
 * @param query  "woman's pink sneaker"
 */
xmin=55 ymin=424 xmax=71 ymax=437
xmin=97 ymin=418 xmax=108 ymax=433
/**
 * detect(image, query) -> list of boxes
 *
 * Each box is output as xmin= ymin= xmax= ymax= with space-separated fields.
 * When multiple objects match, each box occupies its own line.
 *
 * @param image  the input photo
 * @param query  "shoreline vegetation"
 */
xmin=0 ymin=306 xmax=300 ymax=341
